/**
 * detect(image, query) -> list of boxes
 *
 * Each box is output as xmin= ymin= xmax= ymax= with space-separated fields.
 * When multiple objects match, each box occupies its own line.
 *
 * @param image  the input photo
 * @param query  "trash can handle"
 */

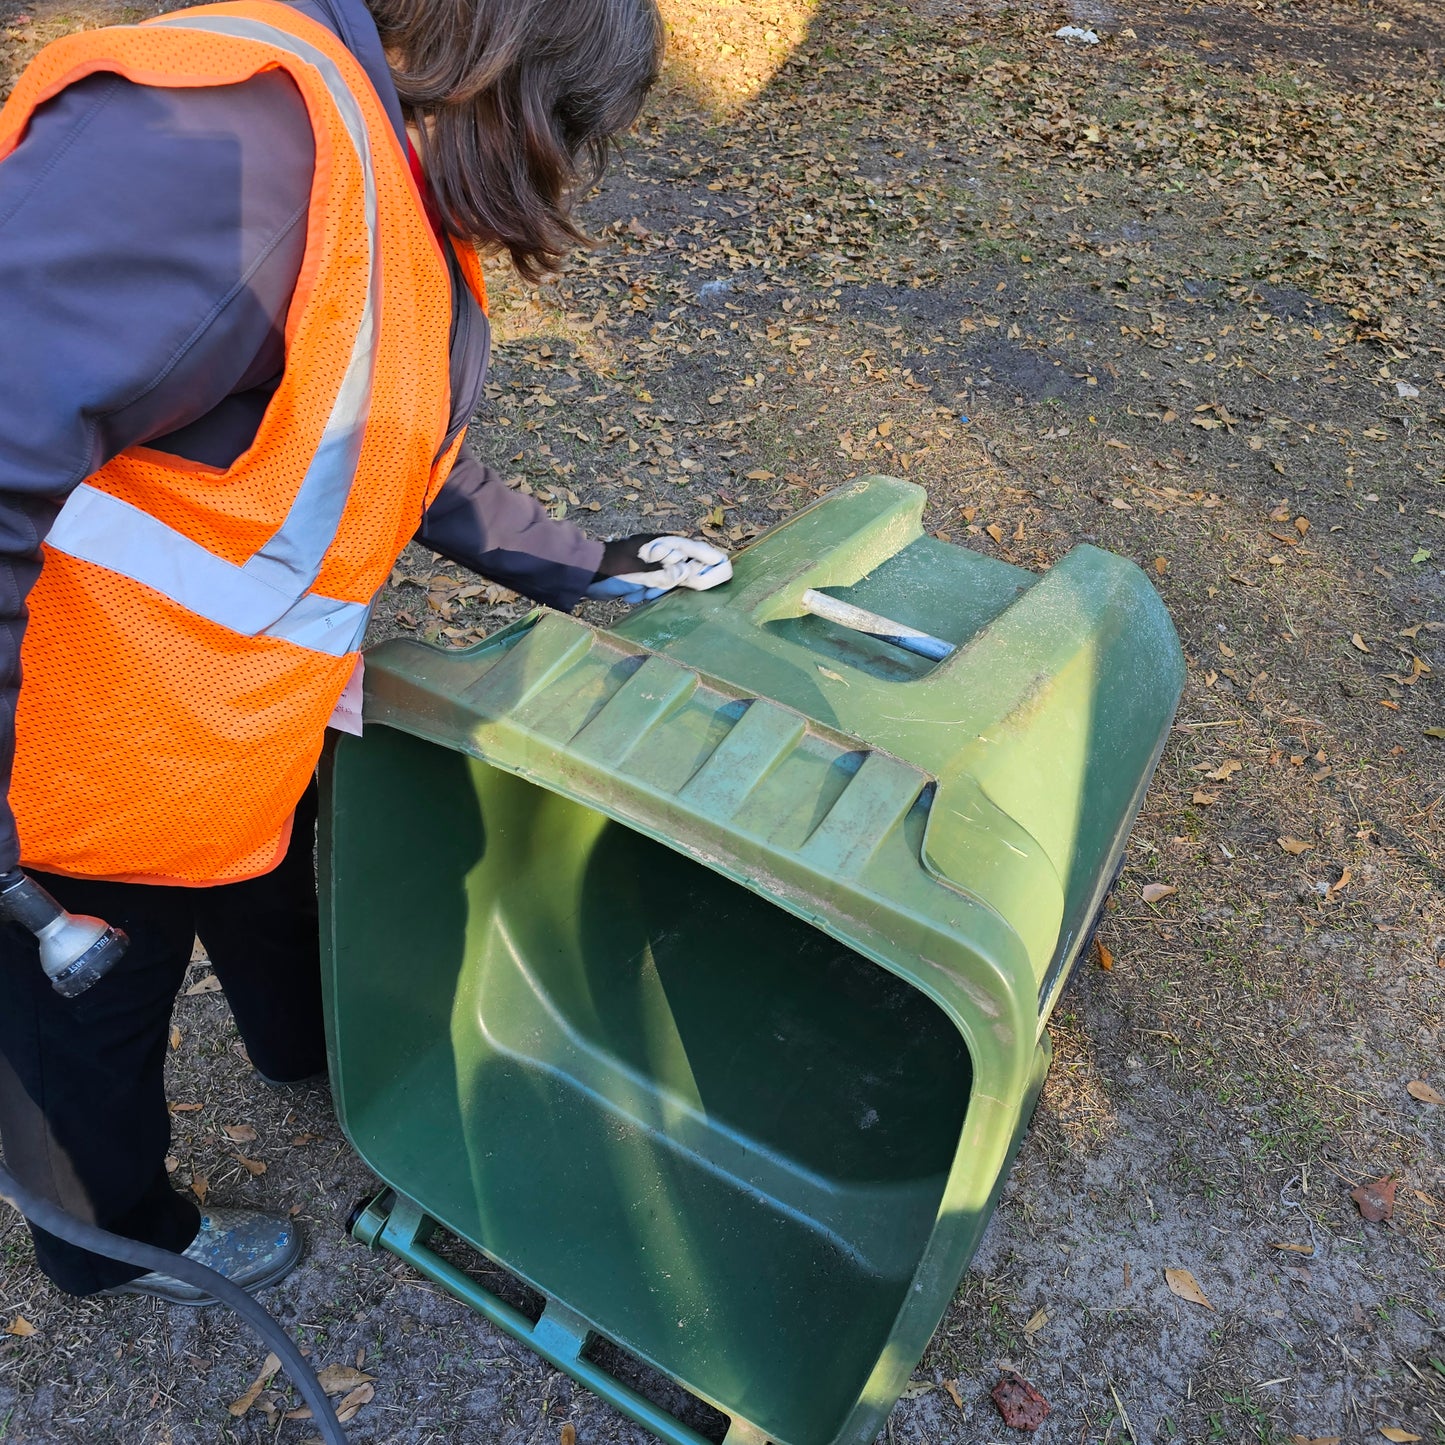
xmin=799 ymin=588 xmax=953 ymax=662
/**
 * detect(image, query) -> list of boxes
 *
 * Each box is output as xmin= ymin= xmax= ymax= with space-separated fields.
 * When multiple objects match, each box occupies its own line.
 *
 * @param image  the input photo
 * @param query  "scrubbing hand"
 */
xmin=585 ymin=534 xmax=732 ymax=605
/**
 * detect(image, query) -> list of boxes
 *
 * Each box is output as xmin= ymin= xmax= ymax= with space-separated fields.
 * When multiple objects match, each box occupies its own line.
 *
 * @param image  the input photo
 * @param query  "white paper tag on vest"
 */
xmin=327 ymin=654 xmax=365 ymax=737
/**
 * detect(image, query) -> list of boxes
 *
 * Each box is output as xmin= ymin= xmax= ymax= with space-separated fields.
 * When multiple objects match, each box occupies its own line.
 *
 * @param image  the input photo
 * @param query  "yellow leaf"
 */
xmin=1294 ymin=516 xmax=1310 ymax=536
xmin=5 ymin=1316 xmax=36 ymax=1338
xmin=1406 ymin=1079 xmax=1444 ymax=1105
xmin=876 ymin=419 xmax=893 ymax=437
xmin=317 ymin=1365 xmax=377 ymax=1395
xmin=1277 ymin=837 xmax=1312 ymax=855
xmin=985 ymin=522 xmax=1004 ymax=544
xmin=335 ymin=1382 xmax=376 ymax=1424
xmin=1155 ymin=555 xmax=1168 ymax=574
xmin=1095 ymin=938 xmax=1113 ymax=971
xmin=1164 ymin=1267 xmax=1213 ymax=1309
xmin=169 ymin=1026 xmax=183 ymax=1051
xmin=228 ymin=1353 xmax=281 ymax=1417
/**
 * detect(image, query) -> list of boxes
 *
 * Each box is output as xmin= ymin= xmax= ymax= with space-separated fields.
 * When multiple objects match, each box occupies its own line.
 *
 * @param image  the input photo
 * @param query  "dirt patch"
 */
xmin=3 ymin=1 xmax=1444 ymax=1442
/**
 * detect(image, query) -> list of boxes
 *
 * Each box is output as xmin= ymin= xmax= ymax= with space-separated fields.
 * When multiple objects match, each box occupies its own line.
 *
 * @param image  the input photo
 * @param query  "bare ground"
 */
xmin=1 ymin=1 xmax=1443 ymax=1442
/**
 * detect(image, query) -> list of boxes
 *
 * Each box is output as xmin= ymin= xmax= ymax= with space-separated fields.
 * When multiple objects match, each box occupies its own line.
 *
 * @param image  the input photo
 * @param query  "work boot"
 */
xmin=103 ymin=1207 xmax=302 ymax=1306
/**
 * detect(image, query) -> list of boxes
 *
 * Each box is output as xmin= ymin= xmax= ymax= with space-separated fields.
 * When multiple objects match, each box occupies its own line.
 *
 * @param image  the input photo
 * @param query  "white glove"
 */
xmin=585 ymin=535 xmax=733 ymax=604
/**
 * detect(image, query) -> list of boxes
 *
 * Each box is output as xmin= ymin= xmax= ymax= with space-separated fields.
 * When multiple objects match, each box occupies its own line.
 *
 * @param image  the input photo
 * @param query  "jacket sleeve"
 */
xmin=417 ymin=448 xmax=605 ymax=613
xmin=0 ymin=70 xmax=314 ymax=873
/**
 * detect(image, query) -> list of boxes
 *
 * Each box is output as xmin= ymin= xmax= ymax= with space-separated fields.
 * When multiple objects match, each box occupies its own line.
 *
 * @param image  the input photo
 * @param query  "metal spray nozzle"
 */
xmin=0 ymin=869 xmax=129 ymax=999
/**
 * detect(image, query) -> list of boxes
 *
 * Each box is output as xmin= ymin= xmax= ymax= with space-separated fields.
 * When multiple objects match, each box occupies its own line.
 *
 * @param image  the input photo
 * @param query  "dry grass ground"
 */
xmin=1 ymin=0 xmax=1443 ymax=1441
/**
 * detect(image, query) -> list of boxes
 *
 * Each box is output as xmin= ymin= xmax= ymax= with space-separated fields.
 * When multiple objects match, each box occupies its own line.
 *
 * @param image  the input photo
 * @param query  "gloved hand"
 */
xmin=584 ymin=534 xmax=733 ymax=606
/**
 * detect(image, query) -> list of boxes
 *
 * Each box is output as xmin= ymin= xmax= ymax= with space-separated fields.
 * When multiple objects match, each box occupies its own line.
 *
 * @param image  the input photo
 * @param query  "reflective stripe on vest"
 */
xmin=43 ymin=13 xmax=381 ymax=658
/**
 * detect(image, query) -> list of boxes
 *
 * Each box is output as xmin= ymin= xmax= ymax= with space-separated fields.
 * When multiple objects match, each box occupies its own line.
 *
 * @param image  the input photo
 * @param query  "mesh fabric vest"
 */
xmin=0 ymin=1 xmax=486 ymax=883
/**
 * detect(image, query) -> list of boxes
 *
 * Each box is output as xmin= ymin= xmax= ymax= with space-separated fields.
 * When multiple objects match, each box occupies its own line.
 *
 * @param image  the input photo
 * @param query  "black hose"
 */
xmin=0 ymin=1156 xmax=347 ymax=1445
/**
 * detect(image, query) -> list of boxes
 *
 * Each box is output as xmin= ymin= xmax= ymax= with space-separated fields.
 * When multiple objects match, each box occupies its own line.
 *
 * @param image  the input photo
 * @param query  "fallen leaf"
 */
xmin=1427 ymin=727 xmax=1445 ymax=740
xmin=185 ymin=973 xmax=222 ymax=996
xmin=1154 ymin=555 xmax=1168 ymax=574
xmin=985 ymin=522 xmax=1005 ymax=544
xmin=816 ymin=666 xmax=848 ymax=685
xmin=1022 ymin=1307 xmax=1049 ymax=1335
xmin=1328 ymin=866 xmax=1352 ymax=898
xmin=1277 ymin=837 xmax=1312 ymax=855
xmin=944 ymin=1379 xmax=964 ymax=1408
xmin=335 ymin=1382 xmax=375 ymax=1423
xmin=191 ymin=1174 xmax=209 ymax=1204
xmin=1380 ymin=1432 xmax=1422 ymax=1444
xmin=1268 ymin=1241 xmax=1314 ymax=1254
xmin=1291 ymin=1437 xmax=1341 ymax=1445
xmin=1142 ymin=883 xmax=1177 ymax=905
xmin=316 ymin=1365 xmax=377 ymax=1395
xmin=169 ymin=1027 xmax=183 ymax=1051
xmin=164 ymin=1155 xmax=179 ymax=1174
xmin=1192 ymin=790 xmax=1218 ymax=805
xmin=236 ymin=1156 xmax=267 ymax=1176
xmin=1164 ymin=1267 xmax=1213 ymax=1309
xmin=169 ymin=1101 xmax=203 ymax=1114
xmin=228 ymin=1353 xmax=281 ymax=1417
xmin=1411 ymin=548 xmax=1432 ymax=564
xmin=560 ymin=1426 xmax=578 ymax=1445
xmin=1206 ymin=758 xmax=1243 ymax=780
xmin=1351 ymin=633 xmax=1372 ymax=653
xmin=991 ymin=1370 xmax=1050 ymax=1430
xmin=5 ymin=1317 xmax=36 ymax=1337
xmin=897 ymin=1382 xmax=934 ymax=1400
xmin=224 ymin=1124 xmax=258 ymax=1144
xmin=1351 ymin=1174 xmax=1397 ymax=1223
xmin=1294 ymin=516 xmax=1310 ymax=536
xmin=1095 ymin=938 xmax=1113 ymax=972
xmin=1406 ymin=1080 xmax=1445 ymax=1105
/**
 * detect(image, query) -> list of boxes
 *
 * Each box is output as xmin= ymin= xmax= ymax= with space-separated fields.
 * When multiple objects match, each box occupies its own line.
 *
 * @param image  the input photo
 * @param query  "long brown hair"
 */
xmin=368 ymin=0 xmax=664 ymax=280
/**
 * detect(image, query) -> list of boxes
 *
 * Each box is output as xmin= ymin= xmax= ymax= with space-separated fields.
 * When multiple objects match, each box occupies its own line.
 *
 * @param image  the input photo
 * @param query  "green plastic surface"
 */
xmin=321 ymin=477 xmax=1184 ymax=1445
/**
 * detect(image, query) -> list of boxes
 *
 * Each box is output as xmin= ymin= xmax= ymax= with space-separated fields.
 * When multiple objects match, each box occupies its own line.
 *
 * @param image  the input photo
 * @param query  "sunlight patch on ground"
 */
xmin=658 ymin=0 xmax=819 ymax=113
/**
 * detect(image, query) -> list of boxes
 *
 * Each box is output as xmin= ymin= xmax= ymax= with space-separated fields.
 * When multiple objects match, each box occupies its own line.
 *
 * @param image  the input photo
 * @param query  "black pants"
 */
xmin=0 ymin=785 xmax=324 ymax=1296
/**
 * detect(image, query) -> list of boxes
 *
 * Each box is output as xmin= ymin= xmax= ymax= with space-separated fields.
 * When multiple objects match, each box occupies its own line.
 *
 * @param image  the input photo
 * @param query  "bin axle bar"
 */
xmin=799 ymin=588 xmax=953 ymax=661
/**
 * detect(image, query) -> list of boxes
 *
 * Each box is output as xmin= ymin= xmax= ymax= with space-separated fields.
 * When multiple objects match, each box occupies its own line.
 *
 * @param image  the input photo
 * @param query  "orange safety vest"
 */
xmin=0 ymin=0 xmax=486 ymax=884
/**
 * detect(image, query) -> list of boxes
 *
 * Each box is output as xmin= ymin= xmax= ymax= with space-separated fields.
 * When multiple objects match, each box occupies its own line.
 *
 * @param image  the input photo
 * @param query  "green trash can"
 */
xmin=325 ymin=476 xmax=1183 ymax=1445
